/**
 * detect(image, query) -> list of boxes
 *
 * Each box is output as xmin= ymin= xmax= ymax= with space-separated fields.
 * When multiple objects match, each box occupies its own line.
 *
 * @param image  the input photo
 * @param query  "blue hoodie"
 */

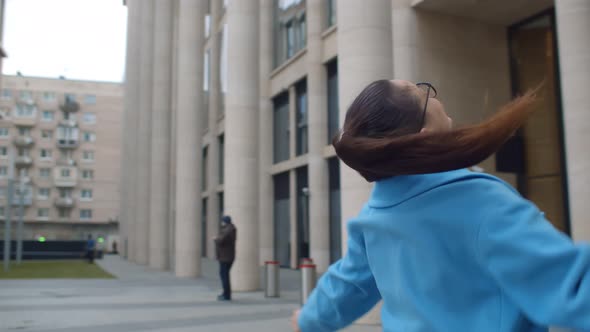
xmin=298 ymin=169 xmax=590 ymax=332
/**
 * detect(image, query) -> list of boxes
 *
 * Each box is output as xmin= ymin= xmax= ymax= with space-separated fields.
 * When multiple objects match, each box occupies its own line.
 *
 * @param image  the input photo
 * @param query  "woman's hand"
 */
xmin=291 ymin=309 xmax=301 ymax=331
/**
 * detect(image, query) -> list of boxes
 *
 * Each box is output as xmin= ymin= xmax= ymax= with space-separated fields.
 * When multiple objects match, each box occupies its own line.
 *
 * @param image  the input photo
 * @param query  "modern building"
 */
xmin=0 ymin=75 xmax=122 ymax=241
xmin=0 ymin=0 xmax=7 ymax=86
xmin=121 ymin=0 xmax=589 ymax=295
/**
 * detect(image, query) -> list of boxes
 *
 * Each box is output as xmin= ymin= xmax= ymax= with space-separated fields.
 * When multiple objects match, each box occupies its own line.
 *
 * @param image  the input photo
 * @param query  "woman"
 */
xmin=292 ymin=80 xmax=590 ymax=331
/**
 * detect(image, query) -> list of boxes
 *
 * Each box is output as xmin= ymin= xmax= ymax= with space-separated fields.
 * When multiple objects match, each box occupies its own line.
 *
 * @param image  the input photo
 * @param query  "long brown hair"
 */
xmin=333 ymin=80 xmax=537 ymax=182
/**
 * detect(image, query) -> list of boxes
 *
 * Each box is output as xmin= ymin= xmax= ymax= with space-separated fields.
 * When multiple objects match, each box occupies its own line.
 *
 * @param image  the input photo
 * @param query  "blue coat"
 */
xmin=299 ymin=169 xmax=590 ymax=332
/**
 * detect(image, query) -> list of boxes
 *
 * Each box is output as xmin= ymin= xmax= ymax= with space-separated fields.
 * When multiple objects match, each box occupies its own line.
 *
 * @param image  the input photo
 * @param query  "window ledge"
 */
xmin=321 ymin=25 xmax=337 ymax=39
xmin=270 ymin=48 xmax=308 ymax=79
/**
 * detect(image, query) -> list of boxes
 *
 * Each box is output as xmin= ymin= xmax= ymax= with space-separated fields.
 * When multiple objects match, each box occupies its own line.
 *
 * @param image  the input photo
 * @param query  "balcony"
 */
xmin=14 ymin=156 xmax=33 ymax=167
xmin=59 ymin=97 xmax=80 ymax=113
xmin=13 ymin=136 xmax=34 ymax=147
xmin=55 ymin=197 xmax=75 ymax=208
xmin=57 ymin=158 xmax=77 ymax=167
xmin=56 ymin=138 xmax=79 ymax=149
xmin=12 ymin=116 xmax=37 ymax=127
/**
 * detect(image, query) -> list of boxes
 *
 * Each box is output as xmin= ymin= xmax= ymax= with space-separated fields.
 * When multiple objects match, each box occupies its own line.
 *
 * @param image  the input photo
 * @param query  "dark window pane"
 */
xmin=202 ymin=198 xmax=208 ymax=257
xmin=218 ymin=135 xmax=224 ymax=185
xmin=329 ymin=158 xmax=341 ymax=263
xmin=327 ymin=59 xmax=339 ymax=144
xmin=274 ymin=172 xmax=291 ymax=267
xmin=273 ymin=92 xmax=290 ymax=163
xmin=296 ymin=167 xmax=309 ymax=260
xmin=296 ymin=80 xmax=308 ymax=156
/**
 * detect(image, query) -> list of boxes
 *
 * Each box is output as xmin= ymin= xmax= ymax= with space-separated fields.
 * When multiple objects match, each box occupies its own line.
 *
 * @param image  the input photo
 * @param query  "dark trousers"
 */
xmin=86 ymin=250 xmax=95 ymax=263
xmin=219 ymin=261 xmax=233 ymax=299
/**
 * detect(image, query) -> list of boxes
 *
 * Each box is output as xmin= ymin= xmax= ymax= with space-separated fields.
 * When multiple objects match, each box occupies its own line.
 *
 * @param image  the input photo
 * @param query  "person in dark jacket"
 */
xmin=85 ymin=235 xmax=95 ymax=264
xmin=214 ymin=215 xmax=236 ymax=301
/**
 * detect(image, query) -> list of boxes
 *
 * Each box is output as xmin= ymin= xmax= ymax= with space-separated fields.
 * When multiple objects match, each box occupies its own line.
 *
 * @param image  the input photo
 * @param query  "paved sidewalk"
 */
xmin=0 ymin=256 xmax=381 ymax=331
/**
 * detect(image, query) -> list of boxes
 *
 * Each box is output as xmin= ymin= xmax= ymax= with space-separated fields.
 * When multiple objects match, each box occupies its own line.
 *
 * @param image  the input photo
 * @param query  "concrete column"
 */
xmin=306 ymin=0 xmax=330 ymax=273
xmin=121 ymin=0 xmax=140 ymax=261
xmin=258 ymin=0 xmax=274 ymax=265
xmin=225 ymin=0 xmax=260 ymax=291
xmin=148 ymin=0 xmax=173 ymax=270
xmin=174 ymin=0 xmax=205 ymax=278
xmin=168 ymin=0 xmax=180 ymax=271
xmin=206 ymin=0 xmax=223 ymax=260
xmin=555 ymin=0 xmax=590 ymax=241
xmin=135 ymin=0 xmax=155 ymax=265
xmin=338 ymin=0 xmax=392 ymax=325
xmin=289 ymin=87 xmax=298 ymax=269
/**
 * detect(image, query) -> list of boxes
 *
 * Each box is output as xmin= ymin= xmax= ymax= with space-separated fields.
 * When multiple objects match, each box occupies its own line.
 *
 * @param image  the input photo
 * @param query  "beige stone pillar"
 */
xmin=306 ymin=0 xmax=330 ymax=273
xmin=225 ymin=0 xmax=260 ymax=291
xmin=174 ymin=0 xmax=205 ymax=278
xmin=135 ymin=0 xmax=155 ymax=265
xmin=337 ymin=0 xmax=392 ymax=325
xmin=148 ymin=0 xmax=173 ymax=270
xmin=206 ymin=0 xmax=222 ymax=260
xmin=258 ymin=0 xmax=274 ymax=265
xmin=555 ymin=0 xmax=590 ymax=241
xmin=121 ymin=0 xmax=140 ymax=261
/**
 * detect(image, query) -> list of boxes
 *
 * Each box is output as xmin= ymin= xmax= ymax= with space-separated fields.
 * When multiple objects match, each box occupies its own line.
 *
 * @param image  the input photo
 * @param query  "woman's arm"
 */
xmin=477 ymin=185 xmax=590 ymax=330
xmin=297 ymin=220 xmax=381 ymax=332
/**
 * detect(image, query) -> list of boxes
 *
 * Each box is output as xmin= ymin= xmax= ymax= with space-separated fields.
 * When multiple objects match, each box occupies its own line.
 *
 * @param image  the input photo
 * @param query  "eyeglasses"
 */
xmin=416 ymin=82 xmax=437 ymax=130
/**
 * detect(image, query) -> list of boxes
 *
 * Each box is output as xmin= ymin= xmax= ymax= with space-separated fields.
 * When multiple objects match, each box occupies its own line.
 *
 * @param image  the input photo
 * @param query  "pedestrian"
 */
xmin=85 ymin=235 xmax=95 ymax=264
xmin=214 ymin=215 xmax=236 ymax=301
xmin=292 ymin=80 xmax=590 ymax=331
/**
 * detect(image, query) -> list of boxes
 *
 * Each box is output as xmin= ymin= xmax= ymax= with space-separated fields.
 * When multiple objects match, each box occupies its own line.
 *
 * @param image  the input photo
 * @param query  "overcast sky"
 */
xmin=2 ymin=0 xmax=127 ymax=82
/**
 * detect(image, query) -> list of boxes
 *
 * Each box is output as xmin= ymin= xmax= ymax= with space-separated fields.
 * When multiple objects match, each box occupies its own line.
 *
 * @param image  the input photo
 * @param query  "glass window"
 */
xmin=202 ymin=146 xmax=208 ymax=191
xmin=273 ymin=92 xmax=290 ymax=163
xmin=218 ymin=135 xmax=224 ymax=185
xmin=42 ymin=111 xmax=55 ymax=122
xmin=43 ymin=92 xmax=56 ymax=101
xmin=18 ymin=127 xmax=30 ymax=136
xmin=40 ymin=149 xmax=52 ymax=159
xmin=326 ymin=59 xmax=339 ymax=144
xmin=82 ymin=170 xmax=94 ymax=179
xmin=273 ymin=0 xmax=306 ymax=67
xmin=219 ymin=24 xmax=228 ymax=116
xmin=0 ymin=128 xmax=9 ymax=137
xmin=83 ymin=113 xmax=96 ymax=124
xmin=80 ymin=209 xmax=92 ymax=220
xmin=38 ymin=208 xmax=50 ymax=218
xmin=83 ymin=132 xmax=96 ymax=142
xmin=64 ymin=93 xmax=76 ymax=102
xmin=296 ymin=167 xmax=309 ymax=260
xmin=41 ymin=130 xmax=53 ymax=139
xmin=295 ymin=80 xmax=308 ymax=156
xmin=203 ymin=49 xmax=211 ymax=132
xmin=274 ymin=172 xmax=290 ymax=267
xmin=38 ymin=188 xmax=51 ymax=199
xmin=0 ymin=207 xmax=4 ymax=217
xmin=15 ymin=104 xmax=36 ymax=117
xmin=328 ymin=157 xmax=342 ymax=262
xmin=0 ymin=146 xmax=7 ymax=157
xmin=59 ymin=208 xmax=71 ymax=218
xmin=84 ymin=94 xmax=96 ymax=104
xmin=1 ymin=89 xmax=12 ymax=99
xmin=202 ymin=197 xmax=208 ymax=257
xmin=326 ymin=0 xmax=337 ymax=28
xmin=83 ymin=150 xmax=94 ymax=161
xmin=61 ymin=169 xmax=71 ymax=177
xmin=40 ymin=168 xmax=51 ymax=178
xmin=20 ymin=90 xmax=33 ymax=101
xmin=0 ymin=166 xmax=7 ymax=176
xmin=81 ymin=189 xmax=93 ymax=199
xmin=17 ymin=148 xmax=28 ymax=157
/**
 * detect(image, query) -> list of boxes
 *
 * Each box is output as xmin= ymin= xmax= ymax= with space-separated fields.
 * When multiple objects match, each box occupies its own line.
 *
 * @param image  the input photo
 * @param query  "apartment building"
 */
xmin=0 ymin=75 xmax=122 ymax=240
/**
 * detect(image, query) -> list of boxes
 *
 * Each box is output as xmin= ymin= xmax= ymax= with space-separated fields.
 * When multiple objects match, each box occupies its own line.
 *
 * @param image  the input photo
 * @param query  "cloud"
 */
xmin=2 ymin=0 xmax=127 ymax=82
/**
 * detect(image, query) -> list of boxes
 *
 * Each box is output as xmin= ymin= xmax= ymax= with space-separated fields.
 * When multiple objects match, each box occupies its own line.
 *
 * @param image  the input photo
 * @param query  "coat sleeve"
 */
xmin=298 ymin=220 xmax=381 ymax=332
xmin=215 ymin=227 xmax=234 ymax=246
xmin=476 ymin=185 xmax=590 ymax=330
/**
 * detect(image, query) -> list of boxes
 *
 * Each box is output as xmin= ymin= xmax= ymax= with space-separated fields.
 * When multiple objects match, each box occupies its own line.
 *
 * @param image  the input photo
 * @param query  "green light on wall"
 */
xmin=97 ymin=237 xmax=105 ymax=243
xmin=38 ymin=236 xmax=46 ymax=242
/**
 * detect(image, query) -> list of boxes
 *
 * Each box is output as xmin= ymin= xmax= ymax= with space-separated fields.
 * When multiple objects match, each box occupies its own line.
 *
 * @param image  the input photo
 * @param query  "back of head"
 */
xmin=333 ymin=79 xmax=537 ymax=181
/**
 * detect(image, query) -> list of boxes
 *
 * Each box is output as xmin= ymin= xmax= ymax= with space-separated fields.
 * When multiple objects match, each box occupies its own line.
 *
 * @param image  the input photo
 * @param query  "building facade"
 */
xmin=122 ymin=0 xmax=590 ymax=294
xmin=0 ymin=75 xmax=123 ymax=241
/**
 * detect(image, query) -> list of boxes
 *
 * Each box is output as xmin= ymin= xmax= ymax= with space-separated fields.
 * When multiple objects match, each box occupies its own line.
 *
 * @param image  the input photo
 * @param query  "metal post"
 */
xmin=300 ymin=262 xmax=316 ymax=305
xmin=3 ymin=149 xmax=14 ymax=272
xmin=265 ymin=261 xmax=280 ymax=298
xmin=16 ymin=178 xmax=25 ymax=264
